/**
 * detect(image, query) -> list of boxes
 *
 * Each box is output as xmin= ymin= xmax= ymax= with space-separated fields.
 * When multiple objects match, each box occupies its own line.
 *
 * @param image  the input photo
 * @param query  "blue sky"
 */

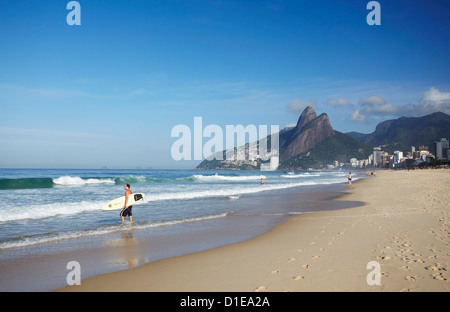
xmin=1 ymin=0 xmax=450 ymax=169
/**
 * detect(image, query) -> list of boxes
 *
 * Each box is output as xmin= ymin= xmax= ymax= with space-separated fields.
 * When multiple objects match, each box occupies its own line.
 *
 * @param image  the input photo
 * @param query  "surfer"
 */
xmin=120 ymin=184 xmax=133 ymax=224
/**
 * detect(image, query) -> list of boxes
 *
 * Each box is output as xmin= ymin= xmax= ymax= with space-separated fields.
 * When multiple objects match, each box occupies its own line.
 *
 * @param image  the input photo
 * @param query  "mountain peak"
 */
xmin=281 ymin=107 xmax=335 ymax=162
xmin=296 ymin=106 xmax=317 ymax=130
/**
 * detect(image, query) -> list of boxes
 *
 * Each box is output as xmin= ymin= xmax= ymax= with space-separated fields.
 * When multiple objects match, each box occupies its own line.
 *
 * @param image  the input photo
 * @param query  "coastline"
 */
xmin=1 ymin=177 xmax=357 ymax=292
xmin=57 ymin=169 xmax=449 ymax=292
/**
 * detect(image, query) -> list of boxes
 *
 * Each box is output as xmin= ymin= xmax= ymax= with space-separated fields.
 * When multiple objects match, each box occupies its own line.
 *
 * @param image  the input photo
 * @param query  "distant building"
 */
xmin=393 ymin=151 xmax=403 ymax=165
xmin=435 ymin=138 xmax=449 ymax=160
xmin=373 ymin=147 xmax=382 ymax=167
xmin=420 ymin=150 xmax=430 ymax=162
xmin=435 ymin=141 xmax=443 ymax=160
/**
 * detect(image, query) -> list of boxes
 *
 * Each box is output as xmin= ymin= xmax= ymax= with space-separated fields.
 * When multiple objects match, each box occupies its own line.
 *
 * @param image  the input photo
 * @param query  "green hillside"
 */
xmin=279 ymin=131 xmax=372 ymax=170
xmin=347 ymin=112 xmax=450 ymax=154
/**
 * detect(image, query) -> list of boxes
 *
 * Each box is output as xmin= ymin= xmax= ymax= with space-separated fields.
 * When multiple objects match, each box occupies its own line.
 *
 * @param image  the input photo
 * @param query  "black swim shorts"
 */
xmin=120 ymin=206 xmax=133 ymax=217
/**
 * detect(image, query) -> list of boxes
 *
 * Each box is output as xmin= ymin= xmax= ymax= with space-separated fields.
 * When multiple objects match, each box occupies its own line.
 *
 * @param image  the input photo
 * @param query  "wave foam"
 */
xmin=0 ymin=200 xmax=105 ymax=222
xmin=192 ymin=174 xmax=266 ymax=182
xmin=53 ymin=176 xmax=115 ymax=186
xmin=144 ymin=179 xmax=328 ymax=203
xmin=0 ymin=213 xmax=228 ymax=249
xmin=281 ymin=173 xmax=320 ymax=178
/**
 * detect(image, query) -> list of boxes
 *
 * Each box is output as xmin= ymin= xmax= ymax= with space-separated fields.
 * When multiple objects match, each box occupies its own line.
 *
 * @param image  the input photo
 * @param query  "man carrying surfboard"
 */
xmin=120 ymin=184 xmax=133 ymax=224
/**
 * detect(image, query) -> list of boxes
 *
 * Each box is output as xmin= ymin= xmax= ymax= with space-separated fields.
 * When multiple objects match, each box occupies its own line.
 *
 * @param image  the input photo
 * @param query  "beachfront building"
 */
xmin=434 ymin=138 xmax=449 ymax=160
xmin=393 ymin=151 xmax=403 ymax=164
xmin=390 ymin=150 xmax=404 ymax=168
xmin=420 ymin=150 xmax=430 ymax=162
xmin=373 ymin=147 xmax=382 ymax=167
xmin=435 ymin=141 xmax=443 ymax=160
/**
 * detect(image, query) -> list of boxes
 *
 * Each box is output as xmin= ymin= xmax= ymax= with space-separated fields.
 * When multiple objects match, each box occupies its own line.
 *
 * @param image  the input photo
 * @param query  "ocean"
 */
xmin=0 ymin=168 xmax=359 ymax=291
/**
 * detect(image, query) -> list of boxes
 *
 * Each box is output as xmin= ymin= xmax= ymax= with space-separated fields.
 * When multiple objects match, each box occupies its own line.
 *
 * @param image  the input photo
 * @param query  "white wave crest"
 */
xmin=0 ymin=200 xmax=105 ymax=222
xmin=52 ymin=176 xmax=115 ymax=186
xmin=281 ymin=173 xmax=321 ymax=178
xmin=192 ymin=174 xmax=266 ymax=182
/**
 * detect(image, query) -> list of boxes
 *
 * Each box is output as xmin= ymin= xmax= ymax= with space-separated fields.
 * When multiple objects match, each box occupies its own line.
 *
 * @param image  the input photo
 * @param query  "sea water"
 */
xmin=0 ymin=169 xmax=355 ymax=250
xmin=0 ymin=168 xmax=357 ymax=290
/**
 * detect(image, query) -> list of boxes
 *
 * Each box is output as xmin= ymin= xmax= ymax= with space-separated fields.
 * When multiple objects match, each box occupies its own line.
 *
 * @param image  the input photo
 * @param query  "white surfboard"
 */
xmin=101 ymin=193 xmax=145 ymax=210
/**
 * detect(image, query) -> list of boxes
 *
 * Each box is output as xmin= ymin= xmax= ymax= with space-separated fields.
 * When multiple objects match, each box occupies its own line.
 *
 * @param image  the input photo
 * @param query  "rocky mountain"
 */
xmin=347 ymin=112 xmax=450 ymax=154
xmin=196 ymin=106 xmax=372 ymax=170
xmin=279 ymin=106 xmax=335 ymax=162
xmin=278 ymin=106 xmax=372 ymax=169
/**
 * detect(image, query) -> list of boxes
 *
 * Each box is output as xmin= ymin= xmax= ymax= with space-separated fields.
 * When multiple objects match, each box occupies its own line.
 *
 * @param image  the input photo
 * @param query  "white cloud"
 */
xmin=325 ymin=98 xmax=352 ymax=107
xmin=359 ymin=96 xmax=398 ymax=115
xmin=418 ymin=87 xmax=450 ymax=114
xmin=286 ymin=98 xmax=316 ymax=114
xmin=350 ymin=95 xmax=398 ymax=122
xmin=349 ymin=87 xmax=450 ymax=123
xmin=350 ymin=109 xmax=367 ymax=122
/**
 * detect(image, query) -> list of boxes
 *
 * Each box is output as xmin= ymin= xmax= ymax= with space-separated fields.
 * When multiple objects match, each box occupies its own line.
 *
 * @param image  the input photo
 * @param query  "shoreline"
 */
xmin=1 ymin=178 xmax=358 ymax=292
xmin=57 ymin=169 xmax=449 ymax=292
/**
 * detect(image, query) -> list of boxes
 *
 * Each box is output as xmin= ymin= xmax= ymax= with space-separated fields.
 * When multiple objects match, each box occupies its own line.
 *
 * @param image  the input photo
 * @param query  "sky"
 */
xmin=1 ymin=0 xmax=450 ymax=169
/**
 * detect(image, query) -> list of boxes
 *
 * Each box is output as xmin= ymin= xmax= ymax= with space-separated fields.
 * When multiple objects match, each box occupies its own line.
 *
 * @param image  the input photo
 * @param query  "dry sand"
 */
xmin=58 ymin=169 xmax=449 ymax=292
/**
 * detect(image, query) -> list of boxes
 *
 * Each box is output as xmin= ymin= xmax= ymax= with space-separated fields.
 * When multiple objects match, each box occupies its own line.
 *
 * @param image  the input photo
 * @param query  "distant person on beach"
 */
xmin=260 ymin=178 xmax=264 ymax=185
xmin=347 ymin=172 xmax=352 ymax=189
xmin=120 ymin=184 xmax=133 ymax=224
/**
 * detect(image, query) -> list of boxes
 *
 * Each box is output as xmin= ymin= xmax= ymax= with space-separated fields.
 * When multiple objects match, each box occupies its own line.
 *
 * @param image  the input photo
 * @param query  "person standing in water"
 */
xmin=347 ymin=172 xmax=352 ymax=189
xmin=120 ymin=183 xmax=133 ymax=224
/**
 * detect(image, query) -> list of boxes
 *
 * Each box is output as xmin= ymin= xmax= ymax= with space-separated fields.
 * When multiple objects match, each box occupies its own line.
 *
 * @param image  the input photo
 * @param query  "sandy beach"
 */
xmin=58 ymin=169 xmax=449 ymax=292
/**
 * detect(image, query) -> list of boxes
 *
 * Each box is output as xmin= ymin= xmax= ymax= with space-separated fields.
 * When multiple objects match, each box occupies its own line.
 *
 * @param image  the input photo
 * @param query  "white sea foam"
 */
xmin=0 ymin=213 xmax=228 ymax=249
xmin=52 ymin=176 xmax=115 ymax=186
xmin=192 ymin=174 xmax=266 ymax=182
xmin=0 ymin=200 xmax=105 ymax=222
xmin=144 ymin=180 xmax=333 ymax=203
xmin=280 ymin=173 xmax=321 ymax=178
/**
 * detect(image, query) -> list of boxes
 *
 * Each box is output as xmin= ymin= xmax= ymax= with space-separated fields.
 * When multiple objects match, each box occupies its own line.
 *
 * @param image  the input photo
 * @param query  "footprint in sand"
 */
xmin=293 ymin=275 xmax=304 ymax=281
xmin=255 ymin=286 xmax=267 ymax=292
xmin=302 ymin=264 xmax=310 ymax=269
xmin=288 ymin=258 xmax=296 ymax=262
xmin=312 ymin=256 xmax=320 ymax=260
xmin=405 ymin=276 xmax=417 ymax=282
xmin=426 ymin=264 xmax=448 ymax=281
xmin=433 ymin=274 xmax=447 ymax=281
xmin=271 ymin=270 xmax=279 ymax=274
